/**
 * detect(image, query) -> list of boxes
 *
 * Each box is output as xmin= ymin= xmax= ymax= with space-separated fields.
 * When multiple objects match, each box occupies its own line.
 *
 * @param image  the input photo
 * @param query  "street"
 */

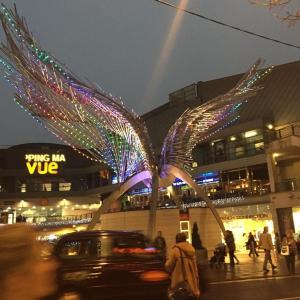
xmin=201 ymin=275 xmax=300 ymax=300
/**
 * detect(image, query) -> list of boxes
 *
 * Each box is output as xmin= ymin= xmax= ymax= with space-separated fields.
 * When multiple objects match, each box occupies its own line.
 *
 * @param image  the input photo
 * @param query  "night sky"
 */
xmin=0 ymin=0 xmax=299 ymax=146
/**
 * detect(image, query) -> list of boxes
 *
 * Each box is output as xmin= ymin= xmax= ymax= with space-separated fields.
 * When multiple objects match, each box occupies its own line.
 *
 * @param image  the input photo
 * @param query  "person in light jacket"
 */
xmin=281 ymin=231 xmax=297 ymax=274
xmin=259 ymin=226 xmax=277 ymax=272
xmin=165 ymin=233 xmax=200 ymax=299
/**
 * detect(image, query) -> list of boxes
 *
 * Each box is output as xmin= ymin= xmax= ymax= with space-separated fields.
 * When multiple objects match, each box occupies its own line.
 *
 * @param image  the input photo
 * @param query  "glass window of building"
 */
xmin=59 ymin=182 xmax=71 ymax=191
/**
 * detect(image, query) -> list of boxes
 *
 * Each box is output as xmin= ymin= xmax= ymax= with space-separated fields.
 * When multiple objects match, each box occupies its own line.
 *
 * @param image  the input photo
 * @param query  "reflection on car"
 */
xmin=52 ymin=230 xmax=169 ymax=300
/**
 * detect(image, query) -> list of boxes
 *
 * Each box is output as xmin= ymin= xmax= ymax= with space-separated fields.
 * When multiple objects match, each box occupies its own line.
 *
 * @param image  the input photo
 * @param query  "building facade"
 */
xmin=1 ymin=60 xmax=300 ymax=250
xmin=0 ymin=143 xmax=116 ymax=238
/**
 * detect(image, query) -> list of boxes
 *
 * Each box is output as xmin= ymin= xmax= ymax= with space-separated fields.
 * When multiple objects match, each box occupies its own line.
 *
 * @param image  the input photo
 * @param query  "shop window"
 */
xmin=213 ymin=140 xmax=226 ymax=162
xmin=43 ymin=183 xmax=52 ymax=192
xmin=254 ymin=142 xmax=264 ymax=152
xmin=214 ymin=141 xmax=225 ymax=156
xmin=59 ymin=182 xmax=71 ymax=191
xmin=59 ymin=239 xmax=96 ymax=259
xmin=21 ymin=184 xmax=26 ymax=193
xmin=228 ymin=171 xmax=240 ymax=181
xmin=235 ymin=145 xmax=245 ymax=158
xmin=251 ymin=164 xmax=269 ymax=180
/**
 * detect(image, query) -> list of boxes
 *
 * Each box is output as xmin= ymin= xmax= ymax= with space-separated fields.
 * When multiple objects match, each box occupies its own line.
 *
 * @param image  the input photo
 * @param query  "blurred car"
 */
xmin=51 ymin=230 xmax=169 ymax=300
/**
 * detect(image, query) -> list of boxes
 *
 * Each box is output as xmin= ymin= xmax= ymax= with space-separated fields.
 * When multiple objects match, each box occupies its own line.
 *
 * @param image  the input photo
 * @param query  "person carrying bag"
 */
xmin=165 ymin=233 xmax=200 ymax=300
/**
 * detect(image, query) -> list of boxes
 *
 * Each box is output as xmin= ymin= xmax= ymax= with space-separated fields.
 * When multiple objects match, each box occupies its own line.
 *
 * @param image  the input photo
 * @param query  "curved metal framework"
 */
xmin=0 ymin=5 xmax=272 ymax=237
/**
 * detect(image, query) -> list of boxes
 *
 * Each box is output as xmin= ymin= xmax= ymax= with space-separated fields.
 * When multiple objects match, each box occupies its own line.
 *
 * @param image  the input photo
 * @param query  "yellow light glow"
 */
xmin=230 ymin=136 xmax=236 ymax=141
xmin=244 ymin=130 xmax=257 ymax=138
xmin=223 ymin=217 xmax=274 ymax=251
xmin=267 ymin=124 xmax=274 ymax=130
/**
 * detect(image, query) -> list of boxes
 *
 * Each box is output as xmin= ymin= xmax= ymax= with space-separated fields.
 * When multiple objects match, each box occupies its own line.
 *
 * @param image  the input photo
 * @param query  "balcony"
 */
xmin=275 ymin=178 xmax=300 ymax=193
xmin=267 ymin=125 xmax=300 ymax=153
xmin=196 ymin=139 xmax=265 ymax=167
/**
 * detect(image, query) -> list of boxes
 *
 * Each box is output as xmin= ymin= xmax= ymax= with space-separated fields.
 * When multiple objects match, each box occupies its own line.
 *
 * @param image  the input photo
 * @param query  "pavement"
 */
xmin=201 ymin=250 xmax=300 ymax=283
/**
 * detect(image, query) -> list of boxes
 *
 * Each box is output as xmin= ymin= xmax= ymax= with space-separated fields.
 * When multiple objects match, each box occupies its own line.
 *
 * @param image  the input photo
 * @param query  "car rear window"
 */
xmin=59 ymin=239 xmax=96 ymax=259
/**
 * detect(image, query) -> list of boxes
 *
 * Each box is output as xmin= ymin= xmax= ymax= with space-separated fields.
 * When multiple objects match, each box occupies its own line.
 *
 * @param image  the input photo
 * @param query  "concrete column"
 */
xmin=266 ymin=152 xmax=277 ymax=193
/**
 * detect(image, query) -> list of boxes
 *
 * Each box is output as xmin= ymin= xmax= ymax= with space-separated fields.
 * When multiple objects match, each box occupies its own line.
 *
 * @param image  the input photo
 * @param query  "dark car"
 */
xmin=51 ymin=230 xmax=169 ymax=300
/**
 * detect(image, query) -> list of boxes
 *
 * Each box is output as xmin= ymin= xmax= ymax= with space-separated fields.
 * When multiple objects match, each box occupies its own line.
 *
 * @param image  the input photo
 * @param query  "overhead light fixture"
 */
xmin=267 ymin=124 xmax=274 ymax=130
xmin=230 ymin=136 xmax=236 ymax=141
xmin=244 ymin=130 xmax=257 ymax=138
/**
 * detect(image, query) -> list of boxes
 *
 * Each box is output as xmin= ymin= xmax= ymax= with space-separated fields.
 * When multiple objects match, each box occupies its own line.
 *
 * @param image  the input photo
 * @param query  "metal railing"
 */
xmin=197 ymin=139 xmax=265 ymax=166
xmin=275 ymin=178 xmax=300 ymax=193
xmin=267 ymin=125 xmax=300 ymax=142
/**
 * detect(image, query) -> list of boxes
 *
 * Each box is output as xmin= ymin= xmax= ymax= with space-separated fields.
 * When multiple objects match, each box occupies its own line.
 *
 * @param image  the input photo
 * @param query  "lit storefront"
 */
xmin=0 ymin=143 xmax=112 ymax=229
xmin=219 ymin=204 xmax=274 ymax=251
xmin=293 ymin=207 xmax=300 ymax=235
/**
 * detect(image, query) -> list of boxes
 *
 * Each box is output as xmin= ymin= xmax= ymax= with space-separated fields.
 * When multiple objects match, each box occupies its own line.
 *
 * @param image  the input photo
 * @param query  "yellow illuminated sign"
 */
xmin=25 ymin=154 xmax=66 ymax=175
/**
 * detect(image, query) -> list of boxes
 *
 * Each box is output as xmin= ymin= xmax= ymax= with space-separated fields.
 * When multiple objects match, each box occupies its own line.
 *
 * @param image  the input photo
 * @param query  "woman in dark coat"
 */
xmin=225 ymin=230 xmax=237 ymax=267
xmin=247 ymin=232 xmax=259 ymax=257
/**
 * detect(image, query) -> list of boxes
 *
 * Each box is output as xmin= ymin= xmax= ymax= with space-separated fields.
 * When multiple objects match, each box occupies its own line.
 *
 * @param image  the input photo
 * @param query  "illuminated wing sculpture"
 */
xmin=160 ymin=60 xmax=271 ymax=172
xmin=159 ymin=60 xmax=272 ymax=233
xmin=0 ymin=5 xmax=271 ymax=235
xmin=0 ymin=4 xmax=155 ymax=184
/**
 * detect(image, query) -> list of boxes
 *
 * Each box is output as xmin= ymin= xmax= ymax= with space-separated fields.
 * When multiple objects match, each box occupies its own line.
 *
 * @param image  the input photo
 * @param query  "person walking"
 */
xmin=247 ymin=232 xmax=259 ymax=257
xmin=259 ymin=226 xmax=277 ymax=272
xmin=165 ymin=233 xmax=200 ymax=300
xmin=281 ymin=231 xmax=297 ymax=274
xmin=154 ymin=230 xmax=167 ymax=256
xmin=225 ymin=230 xmax=238 ymax=267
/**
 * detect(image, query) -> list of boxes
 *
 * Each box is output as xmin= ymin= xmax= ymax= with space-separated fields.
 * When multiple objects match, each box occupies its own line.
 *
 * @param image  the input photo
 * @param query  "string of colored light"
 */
xmin=0 ymin=4 xmax=155 ymax=183
xmin=160 ymin=60 xmax=272 ymax=170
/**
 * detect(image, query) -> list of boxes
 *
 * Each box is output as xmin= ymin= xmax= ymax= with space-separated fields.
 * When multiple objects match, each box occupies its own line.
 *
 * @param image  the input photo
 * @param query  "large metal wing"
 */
xmin=160 ymin=59 xmax=272 ymax=171
xmin=0 ymin=5 xmax=155 ymax=182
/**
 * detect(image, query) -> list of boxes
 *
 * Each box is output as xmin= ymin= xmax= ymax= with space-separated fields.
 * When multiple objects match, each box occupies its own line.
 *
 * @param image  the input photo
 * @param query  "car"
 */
xmin=51 ymin=230 xmax=170 ymax=300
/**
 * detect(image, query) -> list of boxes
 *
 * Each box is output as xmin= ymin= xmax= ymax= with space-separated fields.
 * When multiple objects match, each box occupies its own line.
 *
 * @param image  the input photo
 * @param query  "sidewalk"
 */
xmin=202 ymin=251 xmax=300 ymax=283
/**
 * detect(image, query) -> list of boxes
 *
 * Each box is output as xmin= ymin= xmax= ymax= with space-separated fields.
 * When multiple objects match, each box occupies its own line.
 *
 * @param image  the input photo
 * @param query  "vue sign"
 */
xmin=25 ymin=154 xmax=66 ymax=175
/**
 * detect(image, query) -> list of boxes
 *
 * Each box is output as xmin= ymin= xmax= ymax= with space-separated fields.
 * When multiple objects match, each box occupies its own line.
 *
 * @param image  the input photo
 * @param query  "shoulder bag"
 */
xmin=168 ymin=246 xmax=195 ymax=300
xmin=281 ymin=245 xmax=290 ymax=256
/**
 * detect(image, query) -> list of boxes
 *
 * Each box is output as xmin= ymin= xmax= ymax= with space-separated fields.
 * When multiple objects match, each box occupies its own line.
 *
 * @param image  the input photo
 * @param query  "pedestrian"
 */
xmin=165 ymin=232 xmax=200 ymax=300
xmin=247 ymin=232 xmax=259 ymax=257
xmin=224 ymin=230 xmax=238 ymax=267
xmin=154 ymin=230 xmax=167 ymax=256
xmin=281 ymin=231 xmax=297 ymax=274
xmin=275 ymin=232 xmax=281 ymax=255
xmin=0 ymin=224 xmax=58 ymax=300
xmin=259 ymin=226 xmax=277 ymax=272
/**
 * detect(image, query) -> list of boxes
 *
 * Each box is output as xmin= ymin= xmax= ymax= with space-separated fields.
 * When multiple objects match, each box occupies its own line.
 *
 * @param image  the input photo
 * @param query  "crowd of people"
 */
xmin=0 ymin=222 xmax=299 ymax=300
